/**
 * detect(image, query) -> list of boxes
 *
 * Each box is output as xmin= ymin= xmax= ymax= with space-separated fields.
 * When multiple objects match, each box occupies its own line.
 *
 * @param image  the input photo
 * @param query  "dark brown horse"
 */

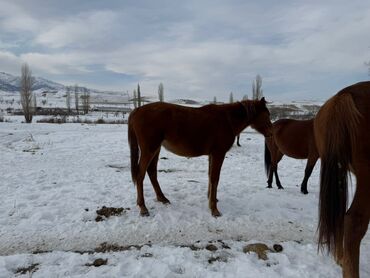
xmin=128 ymin=98 xmax=272 ymax=217
xmin=315 ymin=81 xmax=370 ymax=278
xmin=264 ymin=119 xmax=319 ymax=194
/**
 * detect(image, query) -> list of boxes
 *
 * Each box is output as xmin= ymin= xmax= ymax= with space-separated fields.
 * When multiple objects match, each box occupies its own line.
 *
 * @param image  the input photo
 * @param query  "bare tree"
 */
xmin=20 ymin=63 xmax=35 ymax=123
xmin=66 ymin=86 xmax=71 ymax=113
xmin=33 ymin=93 xmax=37 ymax=109
xmin=74 ymin=84 xmax=79 ymax=114
xmin=158 ymin=82 xmax=164 ymax=102
xmin=137 ymin=84 xmax=142 ymax=107
xmin=366 ymin=61 xmax=370 ymax=75
xmin=213 ymin=96 xmax=217 ymax=104
xmin=229 ymin=92 xmax=234 ymax=103
xmin=252 ymin=74 xmax=263 ymax=100
xmin=228 ymin=92 xmax=241 ymax=146
xmin=132 ymin=89 xmax=138 ymax=108
xmin=81 ymin=88 xmax=90 ymax=114
xmin=242 ymin=94 xmax=248 ymax=100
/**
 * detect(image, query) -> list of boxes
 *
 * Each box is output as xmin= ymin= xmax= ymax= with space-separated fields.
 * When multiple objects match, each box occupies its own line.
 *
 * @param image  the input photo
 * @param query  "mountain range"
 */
xmin=0 ymin=72 xmax=66 ymax=92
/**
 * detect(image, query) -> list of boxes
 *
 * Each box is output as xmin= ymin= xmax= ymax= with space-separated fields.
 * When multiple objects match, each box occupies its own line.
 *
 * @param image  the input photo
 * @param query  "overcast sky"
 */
xmin=1 ymin=0 xmax=369 ymax=101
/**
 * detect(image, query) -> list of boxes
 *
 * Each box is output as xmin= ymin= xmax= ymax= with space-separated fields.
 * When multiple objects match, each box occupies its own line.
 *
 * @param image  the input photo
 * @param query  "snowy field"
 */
xmin=0 ymin=122 xmax=369 ymax=277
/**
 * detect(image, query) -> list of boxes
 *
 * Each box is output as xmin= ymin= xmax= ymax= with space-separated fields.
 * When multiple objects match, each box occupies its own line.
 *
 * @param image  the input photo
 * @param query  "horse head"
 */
xmin=241 ymin=97 xmax=273 ymax=138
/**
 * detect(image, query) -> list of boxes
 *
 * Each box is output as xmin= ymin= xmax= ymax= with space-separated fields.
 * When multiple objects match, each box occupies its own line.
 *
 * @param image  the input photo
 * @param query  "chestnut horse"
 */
xmin=264 ymin=119 xmax=319 ymax=194
xmin=128 ymin=98 xmax=272 ymax=217
xmin=315 ymin=81 xmax=370 ymax=278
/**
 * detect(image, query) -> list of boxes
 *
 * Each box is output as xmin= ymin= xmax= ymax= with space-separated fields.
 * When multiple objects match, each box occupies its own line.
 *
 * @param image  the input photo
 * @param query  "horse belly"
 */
xmin=278 ymin=143 xmax=308 ymax=159
xmin=162 ymin=140 xmax=204 ymax=157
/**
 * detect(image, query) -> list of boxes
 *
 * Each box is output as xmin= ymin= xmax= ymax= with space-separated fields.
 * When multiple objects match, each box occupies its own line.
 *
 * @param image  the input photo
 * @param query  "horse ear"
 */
xmin=260 ymin=97 xmax=266 ymax=103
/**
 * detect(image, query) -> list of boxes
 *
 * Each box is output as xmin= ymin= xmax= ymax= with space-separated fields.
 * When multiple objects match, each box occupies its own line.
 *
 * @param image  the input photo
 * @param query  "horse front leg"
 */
xmin=208 ymin=153 xmax=226 ymax=217
xmin=267 ymin=166 xmax=274 ymax=188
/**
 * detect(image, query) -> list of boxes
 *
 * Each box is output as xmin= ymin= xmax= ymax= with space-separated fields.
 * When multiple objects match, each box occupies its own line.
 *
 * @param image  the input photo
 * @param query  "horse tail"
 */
xmin=128 ymin=113 xmax=139 ymax=185
xmin=317 ymin=92 xmax=361 ymax=255
xmin=264 ymin=141 xmax=271 ymax=177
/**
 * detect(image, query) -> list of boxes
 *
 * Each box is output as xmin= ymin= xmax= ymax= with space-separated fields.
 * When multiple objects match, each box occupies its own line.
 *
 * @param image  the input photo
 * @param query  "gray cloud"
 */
xmin=0 ymin=0 xmax=369 ymax=101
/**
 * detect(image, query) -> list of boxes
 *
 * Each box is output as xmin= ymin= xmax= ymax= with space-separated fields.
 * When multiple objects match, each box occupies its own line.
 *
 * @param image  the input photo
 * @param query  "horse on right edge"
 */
xmin=315 ymin=81 xmax=370 ymax=278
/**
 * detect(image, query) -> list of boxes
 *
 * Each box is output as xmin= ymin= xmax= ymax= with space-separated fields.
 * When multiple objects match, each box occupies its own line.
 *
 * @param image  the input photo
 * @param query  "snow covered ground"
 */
xmin=0 ymin=122 xmax=369 ymax=277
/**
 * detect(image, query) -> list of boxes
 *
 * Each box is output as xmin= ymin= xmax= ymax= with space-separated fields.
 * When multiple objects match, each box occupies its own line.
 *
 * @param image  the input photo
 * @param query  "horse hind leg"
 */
xmin=208 ymin=153 xmax=226 ymax=217
xmin=300 ymin=155 xmax=318 ymax=194
xmin=147 ymin=150 xmax=170 ymax=204
xmin=236 ymin=134 xmax=241 ymax=147
xmin=342 ymin=173 xmax=370 ymax=278
xmin=207 ymin=159 xmax=218 ymax=202
xmin=135 ymin=149 xmax=157 ymax=216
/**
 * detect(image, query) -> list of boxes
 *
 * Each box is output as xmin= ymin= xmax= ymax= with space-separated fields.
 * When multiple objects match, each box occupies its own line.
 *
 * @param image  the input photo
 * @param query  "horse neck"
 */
xmin=226 ymin=102 xmax=257 ymax=136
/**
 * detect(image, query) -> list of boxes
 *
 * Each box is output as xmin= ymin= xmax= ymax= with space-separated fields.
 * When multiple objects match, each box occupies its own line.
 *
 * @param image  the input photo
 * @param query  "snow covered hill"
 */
xmin=0 ymin=72 xmax=65 ymax=92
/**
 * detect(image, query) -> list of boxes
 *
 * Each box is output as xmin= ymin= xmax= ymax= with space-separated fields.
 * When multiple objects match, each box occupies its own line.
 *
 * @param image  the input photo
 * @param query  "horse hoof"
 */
xmin=158 ymin=197 xmax=171 ymax=204
xmin=301 ymin=190 xmax=308 ymax=195
xmin=266 ymin=185 xmax=272 ymax=189
xmin=140 ymin=210 xmax=150 ymax=217
xmin=277 ymin=186 xmax=284 ymax=190
xmin=211 ymin=210 xmax=222 ymax=217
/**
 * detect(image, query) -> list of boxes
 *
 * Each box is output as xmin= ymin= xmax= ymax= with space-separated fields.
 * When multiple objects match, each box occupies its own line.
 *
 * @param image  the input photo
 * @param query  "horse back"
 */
xmin=129 ymin=102 xmax=235 ymax=156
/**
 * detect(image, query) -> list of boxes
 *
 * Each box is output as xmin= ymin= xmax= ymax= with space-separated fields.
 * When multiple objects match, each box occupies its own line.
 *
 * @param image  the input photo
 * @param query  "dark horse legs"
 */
xmin=268 ymin=150 xmax=317 ymax=194
xmin=138 ymin=146 xmax=226 ymax=217
xmin=341 ymin=170 xmax=370 ymax=278
xmin=267 ymin=166 xmax=284 ymax=189
xmin=267 ymin=150 xmax=284 ymax=189
xmin=208 ymin=153 xmax=226 ymax=217
xmin=135 ymin=148 xmax=156 ymax=216
xmin=300 ymin=155 xmax=318 ymax=194
xmin=147 ymin=151 xmax=170 ymax=204
xmin=236 ymin=135 xmax=241 ymax=147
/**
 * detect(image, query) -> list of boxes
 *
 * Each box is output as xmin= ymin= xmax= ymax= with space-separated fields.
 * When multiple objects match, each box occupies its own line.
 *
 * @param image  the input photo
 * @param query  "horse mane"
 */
xmin=240 ymin=100 xmax=259 ymax=118
xmin=199 ymin=100 xmax=261 ymax=136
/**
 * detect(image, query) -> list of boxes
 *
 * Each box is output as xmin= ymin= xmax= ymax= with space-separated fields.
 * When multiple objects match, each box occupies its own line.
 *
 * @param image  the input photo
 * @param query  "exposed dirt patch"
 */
xmin=243 ymin=243 xmax=270 ymax=260
xmin=179 ymin=240 xmax=230 ymax=252
xmin=95 ymin=206 xmax=129 ymax=222
xmin=273 ymin=244 xmax=283 ymax=252
xmin=86 ymin=258 xmax=108 ymax=267
xmin=22 ymin=146 xmax=40 ymax=154
xmin=106 ymin=164 xmax=127 ymax=171
xmin=243 ymin=243 xmax=284 ymax=260
xmin=218 ymin=240 xmax=231 ymax=249
xmin=158 ymin=168 xmax=180 ymax=173
xmin=139 ymin=253 xmax=153 ymax=258
xmin=205 ymin=244 xmax=218 ymax=252
xmin=94 ymin=242 xmax=144 ymax=253
xmin=179 ymin=244 xmax=202 ymax=251
xmin=15 ymin=263 xmax=39 ymax=275
xmin=187 ymin=180 xmax=200 ymax=183
xmin=208 ymin=256 xmax=228 ymax=264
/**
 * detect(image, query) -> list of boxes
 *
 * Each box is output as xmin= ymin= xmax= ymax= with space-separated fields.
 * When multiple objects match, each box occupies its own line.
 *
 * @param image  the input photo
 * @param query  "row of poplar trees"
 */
xmin=132 ymin=82 xmax=164 ymax=108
